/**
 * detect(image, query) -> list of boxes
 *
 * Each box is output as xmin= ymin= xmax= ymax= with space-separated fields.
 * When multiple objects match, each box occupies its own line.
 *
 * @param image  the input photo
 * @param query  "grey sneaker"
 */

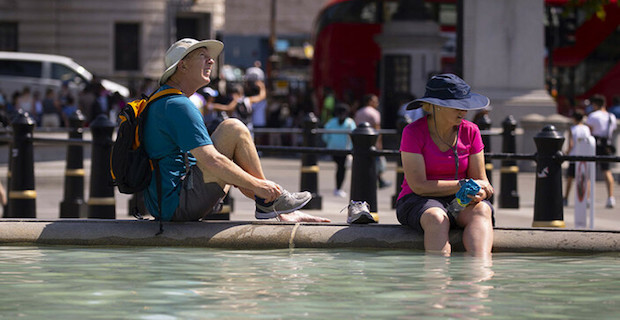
xmin=346 ymin=200 xmax=377 ymax=224
xmin=255 ymin=190 xmax=312 ymax=219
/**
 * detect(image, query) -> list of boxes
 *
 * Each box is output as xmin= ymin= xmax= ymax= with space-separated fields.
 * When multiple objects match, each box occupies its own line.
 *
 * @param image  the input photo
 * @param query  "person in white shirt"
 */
xmin=585 ymin=94 xmax=617 ymax=208
xmin=563 ymin=111 xmax=592 ymax=206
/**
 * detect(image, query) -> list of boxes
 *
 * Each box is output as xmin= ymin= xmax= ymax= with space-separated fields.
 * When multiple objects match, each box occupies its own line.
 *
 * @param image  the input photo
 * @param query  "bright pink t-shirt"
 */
xmin=398 ymin=116 xmax=484 ymax=200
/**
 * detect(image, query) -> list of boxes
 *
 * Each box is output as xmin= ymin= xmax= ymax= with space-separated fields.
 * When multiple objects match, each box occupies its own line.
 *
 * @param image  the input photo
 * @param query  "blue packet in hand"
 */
xmin=455 ymin=179 xmax=481 ymax=207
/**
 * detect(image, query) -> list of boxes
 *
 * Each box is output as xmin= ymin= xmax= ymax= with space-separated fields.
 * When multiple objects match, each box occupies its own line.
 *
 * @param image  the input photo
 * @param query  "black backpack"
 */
xmin=110 ymin=88 xmax=182 ymax=227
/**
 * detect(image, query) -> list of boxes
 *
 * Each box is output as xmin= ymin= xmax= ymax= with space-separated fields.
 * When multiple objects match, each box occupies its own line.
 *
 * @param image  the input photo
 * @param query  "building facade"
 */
xmin=0 ymin=0 xmax=327 ymax=92
xmin=222 ymin=0 xmax=326 ymax=70
xmin=0 ymin=0 xmax=225 ymax=92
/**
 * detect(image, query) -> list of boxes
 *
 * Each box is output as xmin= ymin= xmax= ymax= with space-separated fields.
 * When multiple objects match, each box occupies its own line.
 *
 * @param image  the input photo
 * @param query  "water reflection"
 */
xmin=0 ymin=246 xmax=45 ymax=284
xmin=422 ymin=254 xmax=495 ymax=317
xmin=1 ymin=247 xmax=619 ymax=319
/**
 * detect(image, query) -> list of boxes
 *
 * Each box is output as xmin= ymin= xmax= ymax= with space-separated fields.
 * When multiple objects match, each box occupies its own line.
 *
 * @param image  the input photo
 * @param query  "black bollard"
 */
xmin=7 ymin=111 xmax=36 ymax=218
xmin=350 ymin=122 xmax=378 ymax=221
xmin=474 ymin=113 xmax=494 ymax=204
xmin=60 ymin=110 xmax=86 ymax=218
xmin=299 ymin=112 xmax=322 ymax=209
xmin=499 ymin=116 xmax=519 ymax=208
xmin=532 ymin=125 xmax=565 ymax=228
xmin=392 ymin=116 xmax=411 ymax=208
xmin=88 ymin=114 xmax=116 ymax=219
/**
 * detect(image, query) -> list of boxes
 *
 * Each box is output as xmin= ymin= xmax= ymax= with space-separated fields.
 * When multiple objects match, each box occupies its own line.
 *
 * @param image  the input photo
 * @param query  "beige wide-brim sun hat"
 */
xmin=159 ymin=38 xmax=224 ymax=86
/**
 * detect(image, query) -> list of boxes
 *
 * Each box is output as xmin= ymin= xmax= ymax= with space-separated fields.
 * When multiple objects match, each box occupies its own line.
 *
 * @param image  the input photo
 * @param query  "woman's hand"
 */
xmin=469 ymin=179 xmax=493 ymax=203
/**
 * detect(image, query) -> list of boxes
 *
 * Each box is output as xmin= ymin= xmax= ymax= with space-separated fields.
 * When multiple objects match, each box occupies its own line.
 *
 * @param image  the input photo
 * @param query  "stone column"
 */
xmin=374 ymin=0 xmax=445 ymax=146
xmin=463 ymin=0 xmax=557 ymax=142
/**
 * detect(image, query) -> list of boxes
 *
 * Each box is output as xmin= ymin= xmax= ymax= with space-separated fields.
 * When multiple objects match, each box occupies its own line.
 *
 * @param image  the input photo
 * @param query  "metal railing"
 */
xmin=2 ymin=111 xmax=619 ymax=228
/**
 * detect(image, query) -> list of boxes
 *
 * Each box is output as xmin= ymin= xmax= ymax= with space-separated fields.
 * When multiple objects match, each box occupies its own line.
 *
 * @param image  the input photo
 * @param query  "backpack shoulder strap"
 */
xmin=142 ymin=87 xmax=182 ymax=235
xmin=146 ymin=88 xmax=183 ymax=105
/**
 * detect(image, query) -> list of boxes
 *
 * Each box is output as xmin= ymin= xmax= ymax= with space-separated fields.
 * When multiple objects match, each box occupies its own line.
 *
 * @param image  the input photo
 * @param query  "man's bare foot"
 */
xmin=278 ymin=210 xmax=331 ymax=223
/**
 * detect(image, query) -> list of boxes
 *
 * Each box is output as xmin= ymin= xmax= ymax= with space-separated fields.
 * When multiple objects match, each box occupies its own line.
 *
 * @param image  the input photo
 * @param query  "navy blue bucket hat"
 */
xmin=406 ymin=73 xmax=489 ymax=110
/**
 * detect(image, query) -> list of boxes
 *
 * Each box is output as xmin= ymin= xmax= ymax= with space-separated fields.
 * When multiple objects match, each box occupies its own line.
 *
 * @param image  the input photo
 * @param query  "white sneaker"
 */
xmin=333 ymin=189 xmax=347 ymax=198
xmin=606 ymin=197 xmax=616 ymax=209
xmin=345 ymin=200 xmax=377 ymax=224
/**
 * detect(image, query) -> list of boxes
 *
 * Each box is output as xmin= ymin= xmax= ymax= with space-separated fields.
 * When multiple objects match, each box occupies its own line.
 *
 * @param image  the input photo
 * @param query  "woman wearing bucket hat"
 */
xmin=395 ymin=73 xmax=495 ymax=257
xmin=142 ymin=38 xmax=330 ymax=223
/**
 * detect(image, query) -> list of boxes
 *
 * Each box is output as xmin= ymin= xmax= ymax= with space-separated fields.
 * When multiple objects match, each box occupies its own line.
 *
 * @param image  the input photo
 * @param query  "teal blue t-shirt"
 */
xmin=143 ymin=85 xmax=213 ymax=221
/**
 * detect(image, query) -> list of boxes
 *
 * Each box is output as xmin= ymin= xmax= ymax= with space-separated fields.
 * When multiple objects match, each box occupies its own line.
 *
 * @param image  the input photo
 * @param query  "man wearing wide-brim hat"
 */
xmin=143 ymin=38 xmax=330 ymax=223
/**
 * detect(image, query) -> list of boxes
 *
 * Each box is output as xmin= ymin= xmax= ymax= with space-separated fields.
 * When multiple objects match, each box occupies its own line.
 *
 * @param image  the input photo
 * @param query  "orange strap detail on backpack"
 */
xmin=132 ymin=88 xmax=183 ymax=149
xmin=147 ymin=88 xmax=183 ymax=104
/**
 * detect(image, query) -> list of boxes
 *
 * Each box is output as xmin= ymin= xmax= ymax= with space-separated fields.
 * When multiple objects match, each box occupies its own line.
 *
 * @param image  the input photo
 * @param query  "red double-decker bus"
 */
xmin=312 ymin=0 xmax=456 ymax=128
xmin=312 ymin=0 xmax=620 ymax=118
xmin=546 ymin=0 xmax=620 ymax=114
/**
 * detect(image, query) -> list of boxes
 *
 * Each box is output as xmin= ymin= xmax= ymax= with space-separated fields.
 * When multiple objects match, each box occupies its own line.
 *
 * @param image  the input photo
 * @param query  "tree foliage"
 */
xmin=566 ymin=0 xmax=620 ymax=21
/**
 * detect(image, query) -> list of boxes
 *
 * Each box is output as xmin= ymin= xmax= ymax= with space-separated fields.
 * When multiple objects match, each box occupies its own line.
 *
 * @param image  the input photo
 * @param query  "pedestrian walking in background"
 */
xmin=585 ymin=94 xmax=617 ymax=208
xmin=16 ymin=86 xmax=34 ymax=116
xmin=609 ymin=95 xmax=620 ymax=119
xmin=61 ymin=95 xmax=78 ymax=127
xmin=563 ymin=110 xmax=592 ymax=206
xmin=41 ymin=88 xmax=62 ymax=128
xmin=397 ymin=92 xmax=424 ymax=123
xmin=226 ymin=81 xmax=267 ymax=131
xmin=354 ymin=93 xmax=391 ymax=189
xmin=245 ymin=60 xmax=265 ymax=82
xmin=249 ymin=87 xmax=268 ymax=142
xmin=32 ymin=90 xmax=43 ymax=126
xmin=320 ymin=87 xmax=335 ymax=125
xmin=322 ymin=103 xmax=356 ymax=198
xmin=201 ymin=87 xmax=226 ymax=134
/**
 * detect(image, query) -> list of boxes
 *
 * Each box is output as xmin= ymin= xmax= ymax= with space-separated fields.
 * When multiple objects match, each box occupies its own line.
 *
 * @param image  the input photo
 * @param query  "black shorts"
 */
xmin=566 ymin=162 xmax=576 ymax=178
xmin=396 ymin=192 xmax=495 ymax=233
xmin=172 ymin=165 xmax=226 ymax=221
xmin=594 ymin=138 xmax=613 ymax=171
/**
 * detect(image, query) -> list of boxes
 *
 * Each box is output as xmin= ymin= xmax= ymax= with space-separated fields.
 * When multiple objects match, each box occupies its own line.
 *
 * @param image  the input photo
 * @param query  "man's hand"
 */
xmin=252 ymin=179 xmax=282 ymax=202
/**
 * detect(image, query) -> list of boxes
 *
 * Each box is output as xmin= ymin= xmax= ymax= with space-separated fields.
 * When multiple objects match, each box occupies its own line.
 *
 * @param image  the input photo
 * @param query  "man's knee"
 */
xmin=212 ymin=118 xmax=252 ymax=145
xmin=216 ymin=118 xmax=248 ymax=135
xmin=211 ymin=118 xmax=254 ymax=154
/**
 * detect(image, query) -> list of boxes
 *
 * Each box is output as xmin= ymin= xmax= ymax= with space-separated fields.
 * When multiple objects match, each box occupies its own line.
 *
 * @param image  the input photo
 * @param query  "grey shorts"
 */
xmin=396 ymin=193 xmax=495 ymax=233
xmin=171 ymin=165 xmax=226 ymax=221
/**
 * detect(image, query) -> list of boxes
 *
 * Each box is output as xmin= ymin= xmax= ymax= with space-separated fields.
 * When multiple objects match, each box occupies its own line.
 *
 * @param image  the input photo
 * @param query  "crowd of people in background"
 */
xmin=0 ymin=64 xmax=309 ymax=136
xmin=0 ymin=79 xmax=119 ymax=129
